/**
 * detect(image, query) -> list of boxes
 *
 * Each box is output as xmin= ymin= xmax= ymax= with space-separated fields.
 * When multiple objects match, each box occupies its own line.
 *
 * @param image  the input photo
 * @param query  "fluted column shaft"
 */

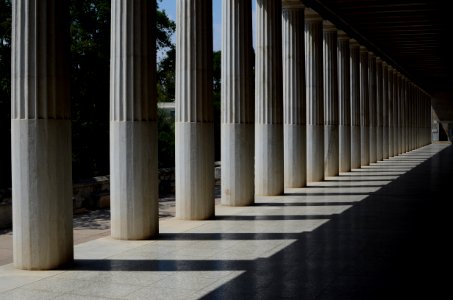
xmin=382 ymin=62 xmax=389 ymax=159
xmin=360 ymin=46 xmax=369 ymax=166
xmin=110 ymin=0 xmax=158 ymax=239
xmin=255 ymin=0 xmax=283 ymax=195
xmin=416 ymin=89 xmax=420 ymax=147
xmin=376 ymin=58 xmax=383 ymax=161
xmin=402 ymin=77 xmax=407 ymax=152
xmin=175 ymin=0 xmax=214 ymax=219
xmin=426 ymin=95 xmax=431 ymax=145
xmin=338 ymin=31 xmax=351 ymax=172
xmin=368 ymin=53 xmax=377 ymax=163
xmin=416 ymin=91 xmax=423 ymax=148
xmin=11 ymin=0 xmax=73 ymax=270
xmin=416 ymin=89 xmax=420 ymax=148
xmin=420 ymin=93 xmax=423 ymax=146
xmin=408 ymin=82 xmax=413 ymax=149
xmin=350 ymin=40 xmax=361 ymax=169
xmin=410 ymin=84 xmax=415 ymax=150
xmin=323 ymin=21 xmax=338 ymax=177
xmin=283 ymin=2 xmax=305 ymax=187
xmin=305 ymin=9 xmax=324 ymax=182
xmin=221 ymin=0 xmax=254 ymax=205
xmin=394 ymin=72 xmax=400 ymax=155
xmin=411 ymin=84 xmax=416 ymax=150
xmin=388 ymin=67 xmax=395 ymax=157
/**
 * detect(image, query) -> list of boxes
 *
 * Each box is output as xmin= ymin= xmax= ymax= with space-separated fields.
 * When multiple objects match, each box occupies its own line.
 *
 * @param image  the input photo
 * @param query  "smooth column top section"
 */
xmin=350 ymin=39 xmax=359 ymax=47
xmin=376 ymin=57 xmax=382 ymax=63
xmin=337 ymin=30 xmax=349 ymax=39
xmin=323 ymin=20 xmax=336 ymax=31
xmin=305 ymin=8 xmax=322 ymax=20
xmin=360 ymin=45 xmax=368 ymax=52
xmin=282 ymin=0 xmax=304 ymax=8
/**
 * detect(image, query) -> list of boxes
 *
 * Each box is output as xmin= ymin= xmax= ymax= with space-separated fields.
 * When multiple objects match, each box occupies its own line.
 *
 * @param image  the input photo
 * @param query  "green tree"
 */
xmin=70 ymin=0 xmax=111 ymax=179
xmin=70 ymin=0 xmax=178 ymax=176
xmin=0 ymin=0 xmax=11 ymax=189
xmin=213 ymin=51 xmax=221 ymax=161
xmin=0 ymin=0 xmax=177 ymax=186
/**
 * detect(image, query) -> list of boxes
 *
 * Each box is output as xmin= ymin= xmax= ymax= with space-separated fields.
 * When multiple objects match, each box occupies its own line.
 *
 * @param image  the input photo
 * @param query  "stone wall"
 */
xmin=0 ymin=165 xmax=221 ymax=229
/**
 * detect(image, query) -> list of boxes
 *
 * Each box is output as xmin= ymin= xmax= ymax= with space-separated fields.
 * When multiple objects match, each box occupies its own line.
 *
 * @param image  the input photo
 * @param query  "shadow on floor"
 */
xmin=68 ymin=145 xmax=452 ymax=299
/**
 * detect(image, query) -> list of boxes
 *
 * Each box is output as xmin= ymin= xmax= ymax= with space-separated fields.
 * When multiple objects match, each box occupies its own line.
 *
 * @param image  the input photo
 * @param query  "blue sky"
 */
xmin=159 ymin=0 xmax=256 ymax=51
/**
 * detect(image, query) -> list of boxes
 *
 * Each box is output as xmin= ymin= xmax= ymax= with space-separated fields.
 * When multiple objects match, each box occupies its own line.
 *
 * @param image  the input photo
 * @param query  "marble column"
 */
xmin=382 ymin=62 xmax=389 ymax=159
xmin=402 ymin=77 xmax=408 ymax=152
xmin=305 ymin=9 xmax=324 ymax=182
xmin=323 ymin=21 xmax=338 ymax=177
xmin=410 ymin=84 xmax=415 ymax=150
xmin=394 ymin=72 xmax=400 ymax=156
xmin=350 ymin=39 xmax=361 ymax=169
xmin=408 ymin=83 xmax=413 ymax=149
xmin=368 ymin=53 xmax=377 ymax=163
xmin=376 ymin=57 xmax=383 ymax=161
xmin=11 ymin=0 xmax=73 ymax=270
xmin=388 ymin=66 xmax=394 ymax=157
xmin=110 ymin=0 xmax=158 ymax=239
xmin=420 ymin=91 xmax=424 ymax=147
xmin=255 ymin=0 xmax=284 ymax=194
xmin=410 ymin=83 xmax=417 ymax=150
xmin=283 ymin=2 xmax=306 ymax=188
xmin=426 ymin=95 xmax=431 ymax=145
xmin=415 ymin=88 xmax=422 ymax=148
xmin=408 ymin=83 xmax=413 ymax=150
xmin=416 ymin=90 xmax=423 ymax=148
xmin=338 ymin=31 xmax=351 ymax=172
xmin=175 ymin=0 xmax=214 ymax=219
xmin=360 ymin=46 xmax=369 ymax=166
xmin=221 ymin=0 xmax=254 ymax=205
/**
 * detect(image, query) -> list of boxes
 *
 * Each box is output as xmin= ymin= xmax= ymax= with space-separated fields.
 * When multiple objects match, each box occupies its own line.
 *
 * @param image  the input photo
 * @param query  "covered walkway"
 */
xmin=1 ymin=143 xmax=451 ymax=299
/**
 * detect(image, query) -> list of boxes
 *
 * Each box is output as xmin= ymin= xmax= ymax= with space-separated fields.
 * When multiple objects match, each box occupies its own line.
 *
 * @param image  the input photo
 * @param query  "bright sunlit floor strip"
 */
xmin=0 ymin=144 xmax=449 ymax=299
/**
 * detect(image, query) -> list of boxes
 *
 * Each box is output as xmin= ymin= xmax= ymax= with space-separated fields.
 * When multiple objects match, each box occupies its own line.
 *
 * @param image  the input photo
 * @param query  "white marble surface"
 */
xmin=323 ymin=21 xmax=339 ymax=177
xmin=255 ymin=0 xmax=284 ymax=195
xmin=175 ymin=0 xmax=215 ymax=219
xmin=338 ymin=31 xmax=351 ymax=172
xmin=221 ymin=0 xmax=254 ymax=206
xmin=11 ymin=0 xmax=73 ymax=269
xmin=1 ymin=144 xmax=444 ymax=299
xmin=283 ymin=3 xmax=306 ymax=188
xmin=360 ymin=46 xmax=370 ymax=166
xmin=110 ymin=0 xmax=158 ymax=239
xmin=350 ymin=39 xmax=361 ymax=169
xmin=306 ymin=9 xmax=324 ymax=183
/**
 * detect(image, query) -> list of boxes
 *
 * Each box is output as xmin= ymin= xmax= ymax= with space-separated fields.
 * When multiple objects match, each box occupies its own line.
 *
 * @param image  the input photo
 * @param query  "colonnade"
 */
xmin=11 ymin=0 xmax=432 ymax=270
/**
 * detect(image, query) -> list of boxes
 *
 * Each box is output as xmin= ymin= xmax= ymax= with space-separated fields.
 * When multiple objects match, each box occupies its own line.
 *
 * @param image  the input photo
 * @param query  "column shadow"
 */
xmin=68 ymin=145 xmax=452 ymax=299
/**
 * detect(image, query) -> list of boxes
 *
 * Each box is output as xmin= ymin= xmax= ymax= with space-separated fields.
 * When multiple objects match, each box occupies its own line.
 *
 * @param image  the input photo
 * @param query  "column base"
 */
xmin=12 ymin=119 xmax=73 ymax=270
xmin=176 ymin=122 xmax=214 ymax=220
xmin=351 ymin=125 xmax=361 ymax=169
xmin=255 ymin=123 xmax=284 ymax=196
xmin=361 ymin=126 xmax=370 ymax=166
xmin=221 ymin=123 xmax=254 ymax=206
xmin=307 ymin=124 xmax=324 ymax=182
xmin=110 ymin=121 xmax=158 ymax=240
xmin=284 ymin=124 xmax=306 ymax=188
xmin=325 ymin=124 xmax=339 ymax=177
xmin=339 ymin=125 xmax=351 ymax=172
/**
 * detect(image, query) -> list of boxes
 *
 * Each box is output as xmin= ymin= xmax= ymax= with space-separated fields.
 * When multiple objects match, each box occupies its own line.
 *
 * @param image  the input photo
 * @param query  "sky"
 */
xmin=159 ymin=0 xmax=256 ymax=51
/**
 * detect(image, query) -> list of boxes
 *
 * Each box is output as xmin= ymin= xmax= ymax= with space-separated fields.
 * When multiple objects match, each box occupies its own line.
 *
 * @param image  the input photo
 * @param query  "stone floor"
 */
xmin=0 ymin=143 xmax=452 ymax=299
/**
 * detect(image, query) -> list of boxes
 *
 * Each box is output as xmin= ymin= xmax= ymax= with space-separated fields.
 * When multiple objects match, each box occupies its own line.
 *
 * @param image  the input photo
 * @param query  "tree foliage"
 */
xmin=0 ymin=0 xmax=11 ymax=189
xmin=0 ymin=0 xmax=177 ymax=188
